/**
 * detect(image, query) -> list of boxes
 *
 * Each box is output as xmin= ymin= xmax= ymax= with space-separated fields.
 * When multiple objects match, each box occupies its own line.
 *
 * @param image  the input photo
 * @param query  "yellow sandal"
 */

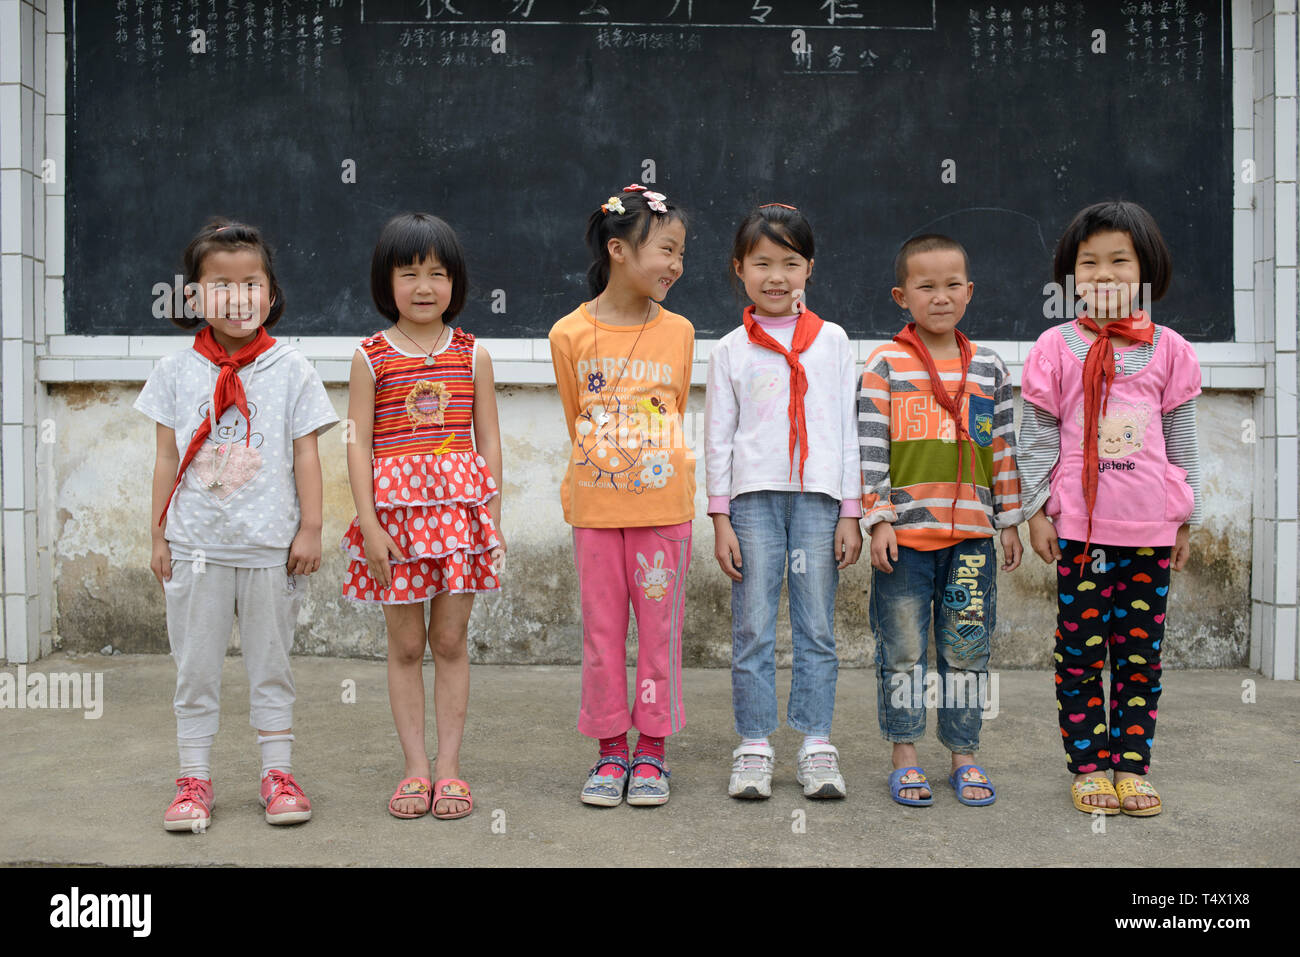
xmin=1071 ymin=776 xmax=1120 ymax=815
xmin=1115 ymin=777 xmax=1162 ymax=817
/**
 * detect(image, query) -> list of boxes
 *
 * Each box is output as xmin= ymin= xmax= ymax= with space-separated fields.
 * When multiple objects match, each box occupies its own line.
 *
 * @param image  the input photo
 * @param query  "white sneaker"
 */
xmin=796 ymin=742 xmax=847 ymax=799
xmin=728 ymin=743 xmax=775 ymax=799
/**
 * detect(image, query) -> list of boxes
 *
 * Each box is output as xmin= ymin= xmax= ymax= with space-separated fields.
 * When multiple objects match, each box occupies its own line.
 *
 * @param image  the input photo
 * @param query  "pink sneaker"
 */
xmin=163 ymin=777 xmax=214 ymax=832
xmin=260 ymin=769 xmax=312 ymax=825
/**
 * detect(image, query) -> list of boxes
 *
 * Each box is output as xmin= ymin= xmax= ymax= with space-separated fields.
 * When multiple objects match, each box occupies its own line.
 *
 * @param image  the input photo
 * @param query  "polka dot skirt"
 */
xmin=341 ymin=452 xmax=502 ymax=604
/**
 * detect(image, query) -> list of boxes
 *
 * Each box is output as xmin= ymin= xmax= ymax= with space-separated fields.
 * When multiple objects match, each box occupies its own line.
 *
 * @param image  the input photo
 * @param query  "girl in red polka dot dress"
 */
xmin=341 ymin=213 xmax=504 ymax=821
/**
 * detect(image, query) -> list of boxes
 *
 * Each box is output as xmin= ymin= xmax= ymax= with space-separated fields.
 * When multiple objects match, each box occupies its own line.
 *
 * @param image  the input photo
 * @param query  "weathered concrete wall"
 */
xmin=49 ymin=383 xmax=1252 ymax=668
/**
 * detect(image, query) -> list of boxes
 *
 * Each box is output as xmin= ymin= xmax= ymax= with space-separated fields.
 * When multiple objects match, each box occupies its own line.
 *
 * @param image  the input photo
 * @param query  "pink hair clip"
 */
xmin=621 ymin=184 xmax=668 ymax=212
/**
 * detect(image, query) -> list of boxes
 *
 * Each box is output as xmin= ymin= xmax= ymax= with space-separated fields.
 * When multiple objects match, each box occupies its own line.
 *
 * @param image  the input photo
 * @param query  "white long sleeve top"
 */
xmin=704 ymin=314 xmax=862 ymax=516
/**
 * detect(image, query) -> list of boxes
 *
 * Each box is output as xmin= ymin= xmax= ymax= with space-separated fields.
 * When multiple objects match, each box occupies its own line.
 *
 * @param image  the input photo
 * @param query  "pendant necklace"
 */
xmin=393 ymin=323 xmax=449 ymax=366
xmin=591 ymin=296 xmax=653 ymax=427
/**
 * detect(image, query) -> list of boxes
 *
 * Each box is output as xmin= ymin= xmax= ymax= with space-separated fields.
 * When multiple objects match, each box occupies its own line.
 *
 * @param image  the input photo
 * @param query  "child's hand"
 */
xmin=287 ymin=528 xmax=322 ymax=576
xmin=150 ymin=539 xmax=173 ymax=586
xmin=999 ymin=525 xmax=1024 ymax=572
xmin=362 ymin=524 xmax=407 ymax=589
xmin=712 ymin=515 xmax=743 ymax=582
xmin=835 ymin=517 xmax=863 ymax=570
xmin=1171 ymin=523 xmax=1191 ymax=571
xmin=1027 ymin=511 xmax=1062 ymax=564
xmin=869 ymin=522 xmax=898 ymax=573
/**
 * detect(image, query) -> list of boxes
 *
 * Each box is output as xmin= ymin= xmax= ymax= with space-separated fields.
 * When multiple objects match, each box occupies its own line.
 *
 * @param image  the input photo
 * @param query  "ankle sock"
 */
xmin=257 ymin=733 xmax=294 ymax=778
xmin=597 ymin=733 xmax=629 ymax=778
xmin=741 ymin=736 xmax=771 ymax=752
xmin=633 ymin=734 xmax=666 ymax=778
xmin=802 ymin=735 xmax=830 ymax=752
xmin=178 ymin=735 xmax=214 ymax=782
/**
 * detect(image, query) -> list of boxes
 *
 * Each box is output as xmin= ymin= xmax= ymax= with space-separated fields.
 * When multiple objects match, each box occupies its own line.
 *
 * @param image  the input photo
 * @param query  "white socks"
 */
xmin=257 ymin=733 xmax=294 ymax=777
xmin=803 ymin=735 xmax=831 ymax=751
xmin=179 ymin=733 xmax=294 ymax=780
xmin=740 ymin=736 xmax=770 ymax=751
xmin=178 ymin=735 xmax=214 ymax=781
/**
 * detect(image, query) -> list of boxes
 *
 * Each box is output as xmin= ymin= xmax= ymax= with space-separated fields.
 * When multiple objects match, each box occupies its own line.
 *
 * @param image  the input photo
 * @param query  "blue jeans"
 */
xmin=869 ymin=537 xmax=996 ymax=753
xmin=729 ymin=491 xmax=841 ymax=738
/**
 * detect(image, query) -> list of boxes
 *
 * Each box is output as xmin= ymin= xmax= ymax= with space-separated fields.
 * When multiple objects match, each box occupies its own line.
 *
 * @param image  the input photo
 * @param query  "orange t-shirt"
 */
xmin=548 ymin=302 xmax=696 ymax=528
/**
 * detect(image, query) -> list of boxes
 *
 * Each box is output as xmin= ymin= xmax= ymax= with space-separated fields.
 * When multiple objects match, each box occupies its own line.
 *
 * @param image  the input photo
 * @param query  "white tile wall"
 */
xmin=43 ymin=275 xmax=61 ymax=334
xmin=1277 ymin=266 xmax=1298 ymax=349
xmin=0 ymin=4 xmax=21 ymax=85
xmin=43 ymin=191 xmax=61 ymax=274
xmin=0 ymin=253 xmax=20 ymax=338
xmin=1276 ymin=96 xmax=1298 ymax=182
xmin=1278 ymin=437 xmax=1300 ymax=520
xmin=1 ymin=510 xmax=23 ymax=595
xmin=1275 ymin=606 xmax=1298 ymax=680
xmin=1277 ymin=13 xmax=1298 ymax=98
xmin=0 ymin=422 xmax=22 ymax=508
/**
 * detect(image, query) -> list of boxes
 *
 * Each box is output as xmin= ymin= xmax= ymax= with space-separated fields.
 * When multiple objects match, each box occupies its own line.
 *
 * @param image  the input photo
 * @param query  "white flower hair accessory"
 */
xmin=601 ymin=196 xmax=626 ymax=215
xmin=621 ymin=183 xmax=669 ymax=214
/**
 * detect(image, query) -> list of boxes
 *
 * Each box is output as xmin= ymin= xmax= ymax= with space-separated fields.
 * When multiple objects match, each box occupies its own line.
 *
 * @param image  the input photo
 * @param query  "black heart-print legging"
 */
xmin=1053 ymin=538 xmax=1172 ymax=777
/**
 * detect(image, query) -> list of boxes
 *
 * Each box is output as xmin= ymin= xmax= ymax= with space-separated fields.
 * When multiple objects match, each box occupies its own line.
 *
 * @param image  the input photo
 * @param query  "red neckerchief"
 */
xmin=158 ymin=326 xmax=276 ymax=525
xmin=1075 ymin=309 xmax=1155 ymax=553
xmin=742 ymin=305 xmax=824 ymax=489
xmin=893 ymin=322 xmax=975 ymax=535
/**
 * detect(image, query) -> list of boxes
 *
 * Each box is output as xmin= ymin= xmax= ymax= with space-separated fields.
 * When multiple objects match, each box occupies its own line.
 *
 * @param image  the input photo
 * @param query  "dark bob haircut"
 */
xmin=584 ymin=187 xmax=688 ymax=296
xmin=893 ymin=234 xmax=970 ymax=288
xmin=1052 ymin=200 xmax=1172 ymax=301
xmin=730 ymin=204 xmax=816 ymax=294
xmin=176 ymin=218 xmax=286 ymax=331
xmin=370 ymin=212 xmax=468 ymax=323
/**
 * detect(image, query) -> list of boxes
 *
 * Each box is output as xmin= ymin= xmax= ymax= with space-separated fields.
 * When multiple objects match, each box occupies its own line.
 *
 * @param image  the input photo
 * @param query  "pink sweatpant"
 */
xmin=572 ymin=522 xmax=692 ymax=739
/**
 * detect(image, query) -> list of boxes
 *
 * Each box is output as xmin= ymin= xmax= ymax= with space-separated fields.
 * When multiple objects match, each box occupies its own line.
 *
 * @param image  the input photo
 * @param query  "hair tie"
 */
xmin=760 ymin=202 xmax=798 ymax=210
xmin=601 ymin=196 xmax=626 ymax=215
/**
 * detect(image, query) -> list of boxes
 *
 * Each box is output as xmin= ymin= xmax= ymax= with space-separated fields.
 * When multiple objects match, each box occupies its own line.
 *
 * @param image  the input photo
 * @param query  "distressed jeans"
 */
xmin=869 ymin=537 xmax=996 ymax=753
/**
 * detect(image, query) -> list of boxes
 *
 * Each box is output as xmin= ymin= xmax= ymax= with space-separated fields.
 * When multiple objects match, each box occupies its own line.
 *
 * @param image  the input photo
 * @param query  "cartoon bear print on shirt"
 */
xmin=191 ymin=400 xmax=264 ymax=500
xmin=1073 ymin=399 xmax=1152 ymax=460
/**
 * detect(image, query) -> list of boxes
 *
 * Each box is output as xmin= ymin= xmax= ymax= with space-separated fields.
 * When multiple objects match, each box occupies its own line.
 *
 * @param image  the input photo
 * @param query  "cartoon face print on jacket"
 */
xmin=191 ymin=400 xmax=264 ymax=500
xmin=1074 ymin=399 xmax=1152 ymax=459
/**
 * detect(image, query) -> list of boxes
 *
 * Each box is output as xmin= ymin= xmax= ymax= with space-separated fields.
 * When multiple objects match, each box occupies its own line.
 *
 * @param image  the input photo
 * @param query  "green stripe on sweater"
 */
xmin=890 ymin=439 xmax=994 ymax=489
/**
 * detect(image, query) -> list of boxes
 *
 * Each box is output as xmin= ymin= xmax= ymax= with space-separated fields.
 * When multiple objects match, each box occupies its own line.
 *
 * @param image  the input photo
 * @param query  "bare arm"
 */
xmin=345 ymin=351 xmax=380 ymax=536
xmin=473 ymin=345 xmax=505 ymax=537
xmin=288 ymin=431 xmax=323 ymax=575
xmin=149 ymin=423 xmax=180 ymax=585
xmin=345 ymin=350 xmax=405 ymax=587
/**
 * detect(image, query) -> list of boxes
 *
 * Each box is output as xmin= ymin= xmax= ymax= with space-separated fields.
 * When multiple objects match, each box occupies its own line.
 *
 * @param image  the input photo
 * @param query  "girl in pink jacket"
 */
xmin=1019 ymin=201 xmax=1201 ymax=819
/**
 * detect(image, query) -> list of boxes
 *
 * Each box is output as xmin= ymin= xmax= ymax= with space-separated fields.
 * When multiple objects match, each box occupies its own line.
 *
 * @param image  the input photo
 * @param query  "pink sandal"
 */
xmin=388 ymin=776 xmax=432 ymax=819
xmin=431 ymin=778 xmax=474 ymax=820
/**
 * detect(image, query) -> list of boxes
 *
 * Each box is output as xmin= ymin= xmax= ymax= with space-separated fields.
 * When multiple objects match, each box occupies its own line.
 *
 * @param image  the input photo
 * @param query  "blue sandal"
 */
xmin=889 ymin=766 xmax=933 ymax=806
xmin=581 ymin=754 xmax=630 ymax=807
xmin=949 ymin=764 xmax=996 ymax=806
xmin=626 ymin=754 xmax=671 ymax=807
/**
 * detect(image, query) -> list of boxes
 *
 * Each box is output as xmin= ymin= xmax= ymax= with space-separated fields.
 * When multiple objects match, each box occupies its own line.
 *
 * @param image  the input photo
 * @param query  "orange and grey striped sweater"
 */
xmin=858 ymin=340 xmax=1022 ymax=551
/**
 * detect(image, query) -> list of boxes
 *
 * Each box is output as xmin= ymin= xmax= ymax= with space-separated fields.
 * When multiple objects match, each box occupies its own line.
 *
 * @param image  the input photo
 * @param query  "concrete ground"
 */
xmin=0 ymin=653 xmax=1296 ymax=867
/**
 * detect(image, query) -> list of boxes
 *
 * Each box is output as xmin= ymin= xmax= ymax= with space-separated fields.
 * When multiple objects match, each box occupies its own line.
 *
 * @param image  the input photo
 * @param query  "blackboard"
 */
xmin=67 ymin=0 xmax=1233 ymax=341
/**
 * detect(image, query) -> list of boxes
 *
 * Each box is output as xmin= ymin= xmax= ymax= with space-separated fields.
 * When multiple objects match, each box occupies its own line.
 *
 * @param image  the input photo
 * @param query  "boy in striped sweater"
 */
xmin=859 ymin=235 xmax=1023 ymax=807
